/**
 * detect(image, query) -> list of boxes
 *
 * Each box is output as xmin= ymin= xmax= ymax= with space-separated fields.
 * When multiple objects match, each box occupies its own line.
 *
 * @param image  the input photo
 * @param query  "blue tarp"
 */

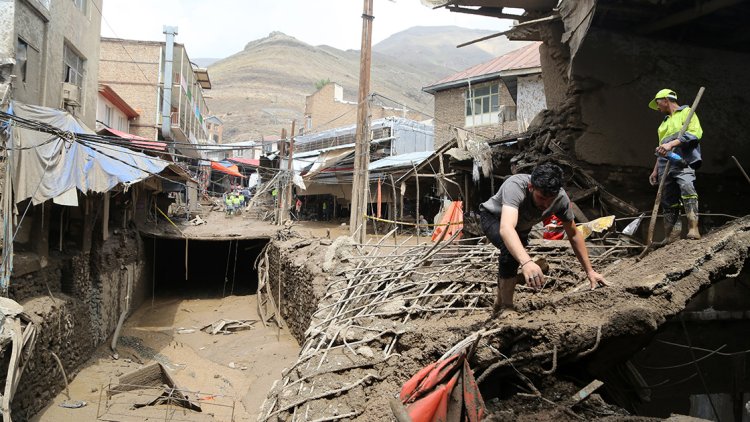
xmin=10 ymin=102 xmax=172 ymax=205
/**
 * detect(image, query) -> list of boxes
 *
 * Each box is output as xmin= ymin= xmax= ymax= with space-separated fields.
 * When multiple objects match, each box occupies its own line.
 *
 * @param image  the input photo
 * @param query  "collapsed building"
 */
xmin=254 ymin=1 xmax=750 ymax=421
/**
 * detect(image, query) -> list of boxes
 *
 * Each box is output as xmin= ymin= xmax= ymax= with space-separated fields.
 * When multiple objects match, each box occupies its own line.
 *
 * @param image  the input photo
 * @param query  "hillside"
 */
xmin=206 ymin=27 xmax=531 ymax=142
xmin=373 ymin=26 xmax=530 ymax=79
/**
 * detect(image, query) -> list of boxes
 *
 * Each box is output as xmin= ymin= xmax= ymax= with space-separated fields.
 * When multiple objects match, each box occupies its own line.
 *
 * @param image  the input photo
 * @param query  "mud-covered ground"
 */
xmin=31 ymin=295 xmax=300 ymax=421
xmin=258 ymin=216 xmax=749 ymax=421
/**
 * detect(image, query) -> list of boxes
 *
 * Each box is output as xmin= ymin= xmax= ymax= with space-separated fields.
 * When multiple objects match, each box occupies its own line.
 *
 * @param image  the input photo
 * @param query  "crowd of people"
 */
xmin=224 ymin=188 xmax=250 ymax=216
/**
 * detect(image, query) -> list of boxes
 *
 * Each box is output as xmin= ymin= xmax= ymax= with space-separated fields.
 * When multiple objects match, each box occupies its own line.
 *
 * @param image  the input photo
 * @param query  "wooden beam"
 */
xmin=102 ymin=192 xmax=110 ymax=241
xmin=636 ymin=0 xmax=746 ymax=34
xmin=446 ymin=5 xmax=529 ymax=21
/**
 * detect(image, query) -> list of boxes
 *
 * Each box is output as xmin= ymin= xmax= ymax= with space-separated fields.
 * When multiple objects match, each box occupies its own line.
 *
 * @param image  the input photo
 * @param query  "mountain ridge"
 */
xmin=205 ymin=27 xmax=530 ymax=142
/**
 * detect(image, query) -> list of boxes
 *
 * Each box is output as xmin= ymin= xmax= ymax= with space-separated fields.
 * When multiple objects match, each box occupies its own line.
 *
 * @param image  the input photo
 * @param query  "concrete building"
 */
xmin=0 ymin=0 xmax=103 ymax=127
xmin=99 ymin=28 xmax=213 ymax=159
xmin=303 ymin=82 xmax=430 ymax=134
xmin=96 ymin=83 xmax=137 ymax=133
xmin=423 ymin=42 xmax=544 ymax=147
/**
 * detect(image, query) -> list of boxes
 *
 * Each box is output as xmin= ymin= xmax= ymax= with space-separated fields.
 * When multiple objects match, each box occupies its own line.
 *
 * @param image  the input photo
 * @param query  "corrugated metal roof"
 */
xmin=423 ymin=42 xmax=542 ymax=93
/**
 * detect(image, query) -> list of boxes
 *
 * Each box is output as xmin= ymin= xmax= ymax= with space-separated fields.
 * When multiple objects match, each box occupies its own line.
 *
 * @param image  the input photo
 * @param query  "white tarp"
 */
xmin=10 ymin=102 xmax=172 ymax=205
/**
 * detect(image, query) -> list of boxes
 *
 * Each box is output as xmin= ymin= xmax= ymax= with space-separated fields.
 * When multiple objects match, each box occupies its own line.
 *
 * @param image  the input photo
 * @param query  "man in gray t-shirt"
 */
xmin=480 ymin=163 xmax=608 ymax=317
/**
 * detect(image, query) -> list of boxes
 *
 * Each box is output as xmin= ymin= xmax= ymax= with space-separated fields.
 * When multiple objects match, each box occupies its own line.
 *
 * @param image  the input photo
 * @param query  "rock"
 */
xmin=228 ymin=362 xmax=236 ymax=369
xmin=356 ymin=346 xmax=375 ymax=359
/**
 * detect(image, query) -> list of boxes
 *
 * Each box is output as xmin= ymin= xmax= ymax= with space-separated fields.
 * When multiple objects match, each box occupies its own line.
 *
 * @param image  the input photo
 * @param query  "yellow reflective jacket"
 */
xmin=657 ymin=106 xmax=703 ymax=168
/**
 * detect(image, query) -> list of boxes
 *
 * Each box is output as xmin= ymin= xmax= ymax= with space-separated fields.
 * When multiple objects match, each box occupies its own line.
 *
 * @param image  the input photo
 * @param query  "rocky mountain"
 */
xmin=206 ymin=27 xmax=530 ymax=143
xmin=373 ymin=26 xmax=530 ymax=79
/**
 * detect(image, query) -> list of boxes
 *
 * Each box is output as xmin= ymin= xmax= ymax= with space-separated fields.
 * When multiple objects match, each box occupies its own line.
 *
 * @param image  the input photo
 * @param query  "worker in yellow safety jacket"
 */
xmin=232 ymin=194 xmax=241 ymax=214
xmin=648 ymin=88 xmax=704 ymax=243
xmin=225 ymin=195 xmax=233 ymax=216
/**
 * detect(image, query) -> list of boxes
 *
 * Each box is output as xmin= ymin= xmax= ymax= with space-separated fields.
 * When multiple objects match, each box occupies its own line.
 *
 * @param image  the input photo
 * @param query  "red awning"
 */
xmin=228 ymin=157 xmax=260 ymax=167
xmin=98 ymin=127 xmax=168 ymax=151
xmin=211 ymin=161 xmax=245 ymax=178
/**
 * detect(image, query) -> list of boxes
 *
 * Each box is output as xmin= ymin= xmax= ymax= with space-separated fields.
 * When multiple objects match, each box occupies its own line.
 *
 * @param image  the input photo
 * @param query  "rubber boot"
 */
xmin=658 ymin=208 xmax=682 ymax=246
xmin=685 ymin=199 xmax=701 ymax=240
xmin=491 ymin=275 xmax=520 ymax=318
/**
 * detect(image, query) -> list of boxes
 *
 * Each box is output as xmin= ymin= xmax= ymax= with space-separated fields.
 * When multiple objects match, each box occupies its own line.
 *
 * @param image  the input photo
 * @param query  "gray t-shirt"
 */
xmin=480 ymin=174 xmax=575 ymax=232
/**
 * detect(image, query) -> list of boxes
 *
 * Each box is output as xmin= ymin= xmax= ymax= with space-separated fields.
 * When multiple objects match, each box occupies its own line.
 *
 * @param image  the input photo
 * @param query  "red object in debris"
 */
xmin=543 ymin=215 xmax=565 ymax=240
xmin=398 ymin=350 xmax=486 ymax=422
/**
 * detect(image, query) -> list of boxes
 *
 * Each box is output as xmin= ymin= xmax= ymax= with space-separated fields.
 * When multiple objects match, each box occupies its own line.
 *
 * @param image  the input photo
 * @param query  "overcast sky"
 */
xmin=100 ymin=0 xmax=512 ymax=59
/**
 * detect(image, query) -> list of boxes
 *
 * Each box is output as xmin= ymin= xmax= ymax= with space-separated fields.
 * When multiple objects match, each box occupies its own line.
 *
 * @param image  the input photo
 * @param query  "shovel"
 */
xmin=622 ymin=213 xmax=644 ymax=236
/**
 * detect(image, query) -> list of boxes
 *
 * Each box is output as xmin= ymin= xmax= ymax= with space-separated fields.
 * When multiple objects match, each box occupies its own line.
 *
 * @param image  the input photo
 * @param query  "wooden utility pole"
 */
xmin=349 ymin=0 xmax=374 ymax=243
xmin=276 ymin=128 xmax=287 ymax=225
xmin=281 ymin=120 xmax=295 ymax=225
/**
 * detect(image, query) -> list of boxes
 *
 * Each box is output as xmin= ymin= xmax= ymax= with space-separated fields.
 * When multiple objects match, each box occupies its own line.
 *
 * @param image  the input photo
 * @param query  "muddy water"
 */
xmin=31 ymin=295 xmax=300 ymax=421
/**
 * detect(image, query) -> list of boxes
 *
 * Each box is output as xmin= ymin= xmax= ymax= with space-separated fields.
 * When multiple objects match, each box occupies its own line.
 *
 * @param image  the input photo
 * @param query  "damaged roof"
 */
xmin=423 ymin=42 xmax=541 ymax=93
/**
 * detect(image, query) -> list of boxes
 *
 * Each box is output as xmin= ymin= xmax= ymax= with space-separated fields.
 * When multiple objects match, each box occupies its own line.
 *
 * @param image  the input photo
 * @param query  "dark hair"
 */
xmin=530 ymin=163 xmax=563 ymax=196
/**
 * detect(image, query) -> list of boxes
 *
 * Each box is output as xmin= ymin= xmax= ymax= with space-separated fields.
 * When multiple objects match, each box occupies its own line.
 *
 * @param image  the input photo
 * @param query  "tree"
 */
xmin=314 ymin=78 xmax=331 ymax=91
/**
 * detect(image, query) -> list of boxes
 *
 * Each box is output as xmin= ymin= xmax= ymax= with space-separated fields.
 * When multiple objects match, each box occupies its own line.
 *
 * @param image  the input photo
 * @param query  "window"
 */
xmin=63 ymin=44 xmax=85 ymax=87
xmin=118 ymin=116 xmax=127 ymax=132
xmin=16 ymin=38 xmax=28 ymax=82
xmin=465 ymin=84 xmax=500 ymax=127
xmin=103 ymin=105 xmax=113 ymax=126
xmin=72 ymin=0 xmax=86 ymax=13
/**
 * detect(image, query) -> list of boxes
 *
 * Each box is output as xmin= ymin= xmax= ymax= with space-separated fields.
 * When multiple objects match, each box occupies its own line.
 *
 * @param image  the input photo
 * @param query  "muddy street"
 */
xmin=31 ymin=294 xmax=299 ymax=421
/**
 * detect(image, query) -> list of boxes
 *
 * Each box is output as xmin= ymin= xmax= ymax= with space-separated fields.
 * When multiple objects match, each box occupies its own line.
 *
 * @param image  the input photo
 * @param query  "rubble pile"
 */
xmin=257 ymin=216 xmax=749 ymax=421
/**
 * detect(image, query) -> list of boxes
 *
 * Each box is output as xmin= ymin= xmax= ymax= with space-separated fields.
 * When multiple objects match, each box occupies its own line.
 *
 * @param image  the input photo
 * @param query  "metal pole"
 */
xmin=349 ymin=0 xmax=373 ymax=244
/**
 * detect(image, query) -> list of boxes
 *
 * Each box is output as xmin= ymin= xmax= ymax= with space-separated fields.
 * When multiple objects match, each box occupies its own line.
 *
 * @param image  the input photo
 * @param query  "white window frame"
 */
xmin=72 ymin=0 xmax=86 ymax=13
xmin=63 ymin=43 xmax=85 ymax=87
xmin=465 ymin=84 xmax=500 ymax=127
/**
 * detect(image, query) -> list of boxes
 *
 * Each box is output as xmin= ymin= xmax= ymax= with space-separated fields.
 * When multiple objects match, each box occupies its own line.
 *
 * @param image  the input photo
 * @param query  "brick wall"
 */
xmin=433 ymin=79 xmax=518 ymax=148
xmin=99 ymin=40 xmax=162 ymax=140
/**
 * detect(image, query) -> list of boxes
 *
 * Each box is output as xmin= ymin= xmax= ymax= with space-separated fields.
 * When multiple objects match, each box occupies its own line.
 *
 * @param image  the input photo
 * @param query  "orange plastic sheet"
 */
xmin=211 ymin=161 xmax=244 ymax=178
xmin=398 ymin=350 xmax=485 ymax=422
xmin=431 ymin=201 xmax=463 ymax=242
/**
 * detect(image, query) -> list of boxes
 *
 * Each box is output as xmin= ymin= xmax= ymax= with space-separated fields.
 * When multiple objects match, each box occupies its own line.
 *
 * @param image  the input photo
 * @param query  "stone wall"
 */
xmin=8 ymin=229 xmax=149 ymax=418
xmin=265 ymin=240 xmax=327 ymax=344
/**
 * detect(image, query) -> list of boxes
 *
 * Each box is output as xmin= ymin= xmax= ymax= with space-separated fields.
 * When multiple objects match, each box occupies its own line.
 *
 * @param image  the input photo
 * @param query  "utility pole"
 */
xmin=349 ymin=0 xmax=373 ymax=244
xmin=282 ymin=120 xmax=295 ymax=226
xmin=276 ymin=128 xmax=287 ymax=225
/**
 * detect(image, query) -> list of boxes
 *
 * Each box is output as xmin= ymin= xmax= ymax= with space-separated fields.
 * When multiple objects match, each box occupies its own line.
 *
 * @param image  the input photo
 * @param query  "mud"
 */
xmin=257 ymin=216 xmax=749 ymax=421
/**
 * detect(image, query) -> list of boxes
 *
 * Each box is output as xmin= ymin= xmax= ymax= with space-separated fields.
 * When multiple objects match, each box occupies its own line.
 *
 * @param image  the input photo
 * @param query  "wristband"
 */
xmin=520 ymin=259 xmax=532 ymax=268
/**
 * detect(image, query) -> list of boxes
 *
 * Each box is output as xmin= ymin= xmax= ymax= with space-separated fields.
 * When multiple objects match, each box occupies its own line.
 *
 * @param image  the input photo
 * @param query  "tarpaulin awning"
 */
xmin=369 ymin=150 xmax=433 ymax=172
xmin=10 ymin=102 xmax=173 ymax=206
xmin=303 ymin=147 xmax=354 ymax=180
xmin=228 ymin=157 xmax=259 ymax=167
xmin=97 ymin=126 xmax=167 ymax=151
xmin=211 ymin=161 xmax=244 ymax=178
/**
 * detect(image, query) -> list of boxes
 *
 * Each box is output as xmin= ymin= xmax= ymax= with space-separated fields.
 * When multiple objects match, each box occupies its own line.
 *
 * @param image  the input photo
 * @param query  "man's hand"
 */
xmin=649 ymin=170 xmax=658 ymax=186
xmin=521 ymin=261 xmax=545 ymax=290
xmin=587 ymin=270 xmax=609 ymax=290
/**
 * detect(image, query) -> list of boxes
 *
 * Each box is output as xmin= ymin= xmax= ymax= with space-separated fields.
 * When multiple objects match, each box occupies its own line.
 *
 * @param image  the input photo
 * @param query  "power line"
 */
xmin=89 ymin=0 xmax=153 ymax=85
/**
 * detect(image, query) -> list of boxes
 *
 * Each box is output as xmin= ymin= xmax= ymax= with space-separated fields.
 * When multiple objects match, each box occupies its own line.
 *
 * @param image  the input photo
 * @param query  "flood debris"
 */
xmin=0 ymin=298 xmax=36 ymax=422
xmin=108 ymin=363 xmax=202 ymax=413
xmin=201 ymin=319 xmax=257 ymax=335
xmin=258 ymin=214 xmax=750 ymax=421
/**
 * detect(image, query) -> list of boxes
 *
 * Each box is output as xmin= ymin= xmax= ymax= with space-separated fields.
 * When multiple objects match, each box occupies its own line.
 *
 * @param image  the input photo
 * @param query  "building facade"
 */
xmin=303 ymin=82 xmax=429 ymax=134
xmin=96 ymin=83 xmax=137 ymax=133
xmin=0 ymin=0 xmax=102 ymax=127
xmin=99 ymin=30 xmax=212 ymax=159
xmin=423 ymin=42 xmax=545 ymax=147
